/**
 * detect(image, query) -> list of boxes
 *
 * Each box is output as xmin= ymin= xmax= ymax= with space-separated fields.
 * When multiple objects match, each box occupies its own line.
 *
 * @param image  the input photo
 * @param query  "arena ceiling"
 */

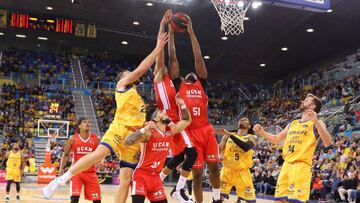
xmin=0 ymin=0 xmax=359 ymax=83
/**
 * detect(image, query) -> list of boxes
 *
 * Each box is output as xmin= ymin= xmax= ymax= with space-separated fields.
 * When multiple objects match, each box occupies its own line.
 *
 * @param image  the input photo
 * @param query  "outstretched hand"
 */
xmin=156 ymin=32 xmax=169 ymax=50
xmin=183 ymin=15 xmax=194 ymax=34
xmin=161 ymin=9 xmax=173 ymax=25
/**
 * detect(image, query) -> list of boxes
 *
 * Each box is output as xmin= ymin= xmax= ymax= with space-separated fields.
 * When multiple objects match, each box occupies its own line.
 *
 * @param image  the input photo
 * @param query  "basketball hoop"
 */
xmin=49 ymin=131 xmax=58 ymax=143
xmin=211 ymin=0 xmax=252 ymax=35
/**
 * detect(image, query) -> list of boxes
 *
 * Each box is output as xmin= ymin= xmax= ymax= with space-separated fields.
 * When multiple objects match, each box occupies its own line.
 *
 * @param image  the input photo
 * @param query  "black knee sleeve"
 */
xmin=187 ymin=180 xmax=192 ymax=195
xmin=132 ymin=195 xmax=146 ymax=203
xmin=182 ymin=147 xmax=197 ymax=171
xmin=92 ymin=200 xmax=101 ymax=203
xmin=151 ymin=199 xmax=168 ymax=203
xmin=70 ymin=196 xmax=80 ymax=203
xmin=15 ymin=182 xmax=20 ymax=192
xmin=166 ymin=152 xmax=184 ymax=170
xmin=6 ymin=180 xmax=12 ymax=193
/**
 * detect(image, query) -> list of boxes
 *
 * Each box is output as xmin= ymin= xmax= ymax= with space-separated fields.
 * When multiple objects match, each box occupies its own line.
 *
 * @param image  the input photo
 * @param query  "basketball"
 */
xmin=170 ymin=12 xmax=188 ymax=32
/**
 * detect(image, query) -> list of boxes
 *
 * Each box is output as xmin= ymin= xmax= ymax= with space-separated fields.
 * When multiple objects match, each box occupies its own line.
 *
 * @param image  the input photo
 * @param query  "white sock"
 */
xmin=176 ymin=175 xmax=187 ymax=191
xmin=5 ymin=194 xmax=9 ymax=198
xmin=212 ymin=188 xmax=221 ymax=201
xmin=57 ymin=170 xmax=73 ymax=185
xmin=159 ymin=171 xmax=167 ymax=181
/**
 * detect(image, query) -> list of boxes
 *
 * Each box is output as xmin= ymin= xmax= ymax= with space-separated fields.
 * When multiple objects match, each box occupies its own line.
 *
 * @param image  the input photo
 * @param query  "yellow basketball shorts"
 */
xmin=5 ymin=169 xmax=21 ymax=182
xmin=220 ymin=167 xmax=256 ymax=202
xmin=100 ymin=123 xmax=140 ymax=168
xmin=275 ymin=161 xmax=312 ymax=203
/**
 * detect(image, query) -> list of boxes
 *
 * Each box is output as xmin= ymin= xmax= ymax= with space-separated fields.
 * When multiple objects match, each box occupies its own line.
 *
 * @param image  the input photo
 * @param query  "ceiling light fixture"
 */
xmin=252 ymin=1 xmax=262 ymax=9
xmin=133 ymin=21 xmax=140 ymax=25
xmin=281 ymin=47 xmax=288 ymax=51
xmin=236 ymin=1 xmax=244 ymax=7
xmin=16 ymin=34 xmax=26 ymax=38
xmin=38 ymin=37 xmax=48 ymax=40
xmin=306 ymin=28 xmax=314 ymax=33
xmin=46 ymin=6 xmax=53 ymax=10
xmin=146 ymin=2 xmax=154 ymax=6
xmin=244 ymin=17 xmax=250 ymax=21
xmin=326 ymin=9 xmax=333 ymax=13
xmin=260 ymin=63 xmax=266 ymax=67
xmin=0 ymin=32 xmax=4 ymax=36
xmin=121 ymin=41 xmax=128 ymax=45
xmin=204 ymin=56 xmax=210 ymax=59
xmin=221 ymin=36 xmax=228 ymax=40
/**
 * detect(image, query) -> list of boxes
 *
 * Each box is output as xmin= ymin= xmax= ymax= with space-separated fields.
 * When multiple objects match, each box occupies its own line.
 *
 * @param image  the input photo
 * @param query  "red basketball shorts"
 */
xmin=131 ymin=170 xmax=167 ymax=202
xmin=188 ymin=124 xmax=219 ymax=169
xmin=171 ymin=129 xmax=194 ymax=156
xmin=70 ymin=172 xmax=101 ymax=200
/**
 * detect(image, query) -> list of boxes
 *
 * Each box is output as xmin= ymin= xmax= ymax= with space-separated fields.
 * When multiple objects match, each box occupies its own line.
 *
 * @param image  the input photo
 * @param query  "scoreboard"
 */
xmin=9 ymin=12 xmax=73 ymax=34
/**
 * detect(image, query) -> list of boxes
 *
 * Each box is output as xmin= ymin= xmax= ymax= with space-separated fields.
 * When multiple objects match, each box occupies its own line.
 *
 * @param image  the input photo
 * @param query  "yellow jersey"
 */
xmin=223 ymin=133 xmax=254 ymax=171
xmin=113 ymin=86 xmax=146 ymax=127
xmin=6 ymin=151 xmax=22 ymax=170
xmin=283 ymin=119 xmax=318 ymax=165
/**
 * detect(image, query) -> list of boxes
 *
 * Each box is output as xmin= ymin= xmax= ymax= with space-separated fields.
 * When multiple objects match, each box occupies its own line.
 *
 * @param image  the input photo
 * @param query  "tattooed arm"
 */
xmin=169 ymin=95 xmax=192 ymax=135
xmin=124 ymin=122 xmax=156 ymax=146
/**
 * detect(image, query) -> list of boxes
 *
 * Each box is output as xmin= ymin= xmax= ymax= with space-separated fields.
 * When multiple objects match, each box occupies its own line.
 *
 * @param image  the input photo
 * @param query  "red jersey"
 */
xmin=135 ymin=129 xmax=172 ymax=174
xmin=154 ymin=73 xmax=179 ymax=122
xmin=71 ymin=133 xmax=99 ymax=173
xmin=178 ymin=79 xmax=209 ymax=129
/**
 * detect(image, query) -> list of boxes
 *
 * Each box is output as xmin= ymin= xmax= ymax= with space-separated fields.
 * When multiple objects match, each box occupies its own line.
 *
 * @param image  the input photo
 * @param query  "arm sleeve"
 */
xmin=199 ymin=78 xmax=207 ymax=89
xmin=229 ymin=135 xmax=255 ymax=152
xmin=173 ymin=78 xmax=182 ymax=92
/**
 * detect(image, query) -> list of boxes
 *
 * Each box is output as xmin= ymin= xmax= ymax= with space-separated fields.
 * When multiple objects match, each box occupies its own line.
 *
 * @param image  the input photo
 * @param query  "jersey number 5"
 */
xmin=234 ymin=153 xmax=240 ymax=161
xmin=193 ymin=107 xmax=200 ymax=116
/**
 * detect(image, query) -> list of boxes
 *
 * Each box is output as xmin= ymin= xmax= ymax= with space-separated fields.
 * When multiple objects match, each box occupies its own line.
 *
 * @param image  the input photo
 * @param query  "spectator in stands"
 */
xmin=348 ymin=173 xmax=360 ymax=203
xmin=311 ymin=172 xmax=323 ymax=200
xmin=263 ymin=171 xmax=276 ymax=195
xmin=338 ymin=172 xmax=358 ymax=202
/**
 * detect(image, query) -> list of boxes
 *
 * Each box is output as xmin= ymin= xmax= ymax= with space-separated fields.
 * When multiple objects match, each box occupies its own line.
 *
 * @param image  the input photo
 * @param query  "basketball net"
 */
xmin=211 ymin=0 xmax=252 ymax=35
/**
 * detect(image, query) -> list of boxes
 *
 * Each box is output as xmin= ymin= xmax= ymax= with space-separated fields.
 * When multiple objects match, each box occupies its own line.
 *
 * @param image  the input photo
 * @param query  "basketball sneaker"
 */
xmin=5 ymin=195 xmax=10 ymax=202
xmin=170 ymin=187 xmax=193 ymax=203
xmin=42 ymin=178 xmax=62 ymax=199
xmin=212 ymin=199 xmax=223 ymax=203
xmin=16 ymin=194 xmax=20 ymax=200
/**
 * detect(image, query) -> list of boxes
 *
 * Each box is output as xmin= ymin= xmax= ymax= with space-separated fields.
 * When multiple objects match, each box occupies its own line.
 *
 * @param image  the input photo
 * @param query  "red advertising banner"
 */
xmin=37 ymin=151 xmax=57 ymax=183
xmin=0 ymin=170 xmax=6 ymax=182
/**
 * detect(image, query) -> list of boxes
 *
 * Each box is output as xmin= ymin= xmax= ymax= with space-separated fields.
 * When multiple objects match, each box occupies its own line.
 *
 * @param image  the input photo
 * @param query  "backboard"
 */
xmin=261 ymin=0 xmax=331 ymax=12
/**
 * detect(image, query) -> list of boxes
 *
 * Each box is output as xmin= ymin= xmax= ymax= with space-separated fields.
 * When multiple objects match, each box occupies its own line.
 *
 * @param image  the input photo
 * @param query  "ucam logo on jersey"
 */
xmin=185 ymin=89 xmax=202 ymax=98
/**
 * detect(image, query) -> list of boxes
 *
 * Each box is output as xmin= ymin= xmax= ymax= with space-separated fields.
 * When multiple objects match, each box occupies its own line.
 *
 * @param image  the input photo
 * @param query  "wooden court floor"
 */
xmin=0 ymin=183 xmax=273 ymax=203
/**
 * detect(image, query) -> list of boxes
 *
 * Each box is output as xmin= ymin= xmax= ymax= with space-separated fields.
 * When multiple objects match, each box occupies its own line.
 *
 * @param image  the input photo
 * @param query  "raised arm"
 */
xmin=169 ymin=95 xmax=192 ymax=134
xmin=154 ymin=9 xmax=173 ymax=78
xmin=215 ymin=128 xmax=231 ymax=152
xmin=307 ymin=110 xmax=333 ymax=147
xmin=216 ymin=129 xmax=256 ymax=152
xmin=117 ymin=32 xmax=169 ymax=89
xmin=168 ymin=24 xmax=180 ymax=80
xmin=124 ymin=122 xmax=156 ymax=146
xmin=253 ymin=124 xmax=289 ymax=145
xmin=185 ymin=16 xmax=207 ymax=79
xmin=59 ymin=136 xmax=74 ymax=175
